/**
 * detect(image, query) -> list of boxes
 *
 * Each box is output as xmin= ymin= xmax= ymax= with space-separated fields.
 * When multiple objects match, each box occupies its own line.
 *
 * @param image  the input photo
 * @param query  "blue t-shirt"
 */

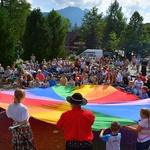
xmin=102 ymin=133 xmax=121 ymax=150
xmin=49 ymin=79 xmax=56 ymax=87
xmin=140 ymin=93 xmax=149 ymax=99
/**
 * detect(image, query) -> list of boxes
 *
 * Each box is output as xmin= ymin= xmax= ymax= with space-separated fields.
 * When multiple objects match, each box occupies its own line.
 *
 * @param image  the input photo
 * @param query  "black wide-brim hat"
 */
xmin=66 ymin=93 xmax=87 ymax=105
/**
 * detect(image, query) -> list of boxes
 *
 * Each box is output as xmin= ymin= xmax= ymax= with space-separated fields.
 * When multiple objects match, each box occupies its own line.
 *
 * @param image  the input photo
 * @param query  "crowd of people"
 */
xmin=2 ymin=53 xmax=150 ymax=149
xmin=0 ymin=54 xmax=150 ymax=99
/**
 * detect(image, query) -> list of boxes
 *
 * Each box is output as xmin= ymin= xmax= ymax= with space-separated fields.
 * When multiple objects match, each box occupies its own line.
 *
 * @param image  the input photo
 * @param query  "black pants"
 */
xmin=66 ymin=141 xmax=93 ymax=150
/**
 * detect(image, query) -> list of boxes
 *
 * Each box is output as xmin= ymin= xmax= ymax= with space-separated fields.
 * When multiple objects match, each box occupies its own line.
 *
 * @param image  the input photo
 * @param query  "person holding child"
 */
xmin=99 ymin=121 xmax=121 ymax=150
xmin=124 ymin=108 xmax=150 ymax=150
xmin=6 ymin=89 xmax=34 ymax=149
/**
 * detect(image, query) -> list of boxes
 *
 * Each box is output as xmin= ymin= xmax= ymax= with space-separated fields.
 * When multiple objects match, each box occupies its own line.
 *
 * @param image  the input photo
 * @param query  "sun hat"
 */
xmin=66 ymin=93 xmax=87 ymax=105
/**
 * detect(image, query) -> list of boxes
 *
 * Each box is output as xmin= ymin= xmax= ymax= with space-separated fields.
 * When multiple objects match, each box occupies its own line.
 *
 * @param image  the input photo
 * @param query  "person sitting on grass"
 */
xmin=140 ymin=86 xmax=149 ymax=100
xmin=1 ymin=66 xmax=12 ymax=84
xmin=42 ymin=78 xmax=50 ymax=88
xmin=67 ymin=76 xmax=75 ymax=86
xmin=21 ymin=76 xmax=29 ymax=89
xmin=59 ymin=73 xmax=68 ymax=86
xmin=35 ymin=69 xmax=45 ymax=82
xmin=99 ymin=121 xmax=121 ymax=150
xmin=81 ymin=73 xmax=89 ymax=85
xmin=104 ymin=72 xmax=112 ymax=85
xmin=33 ymin=78 xmax=41 ymax=88
xmin=118 ymin=81 xmax=134 ymax=94
xmin=49 ymin=74 xmax=56 ymax=87
xmin=92 ymin=76 xmax=98 ymax=85
xmin=75 ymin=77 xmax=81 ymax=87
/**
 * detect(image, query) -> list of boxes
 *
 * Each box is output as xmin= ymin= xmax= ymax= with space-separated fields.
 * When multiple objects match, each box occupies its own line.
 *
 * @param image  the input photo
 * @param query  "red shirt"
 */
xmin=75 ymin=74 xmax=82 ymax=80
xmin=36 ymin=73 xmax=45 ymax=81
xmin=141 ymin=75 xmax=146 ymax=83
xmin=56 ymin=106 xmax=95 ymax=141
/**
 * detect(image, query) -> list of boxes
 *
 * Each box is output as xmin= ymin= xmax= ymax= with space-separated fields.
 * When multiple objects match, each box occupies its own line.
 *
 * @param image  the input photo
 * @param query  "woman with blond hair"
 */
xmin=6 ymin=89 xmax=34 ymax=150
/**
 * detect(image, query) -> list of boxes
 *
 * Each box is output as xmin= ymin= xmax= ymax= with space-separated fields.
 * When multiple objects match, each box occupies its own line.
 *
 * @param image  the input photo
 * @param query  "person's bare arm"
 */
xmin=124 ymin=125 xmax=142 ymax=132
xmin=99 ymin=128 xmax=106 ymax=139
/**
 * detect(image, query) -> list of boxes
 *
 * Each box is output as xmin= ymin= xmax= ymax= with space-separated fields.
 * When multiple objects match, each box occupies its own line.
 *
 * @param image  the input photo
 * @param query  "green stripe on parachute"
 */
xmin=92 ymin=111 xmax=136 ymax=131
xmin=52 ymin=86 xmax=75 ymax=99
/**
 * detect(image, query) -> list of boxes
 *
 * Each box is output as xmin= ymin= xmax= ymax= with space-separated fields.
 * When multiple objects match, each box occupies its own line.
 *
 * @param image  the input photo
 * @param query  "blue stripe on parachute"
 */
xmin=84 ymin=104 xmax=150 ymax=121
xmin=28 ymin=87 xmax=65 ymax=100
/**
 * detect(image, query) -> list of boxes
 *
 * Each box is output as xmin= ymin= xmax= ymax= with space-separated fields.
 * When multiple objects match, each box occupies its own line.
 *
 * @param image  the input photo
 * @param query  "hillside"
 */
xmin=43 ymin=6 xmax=89 ymax=27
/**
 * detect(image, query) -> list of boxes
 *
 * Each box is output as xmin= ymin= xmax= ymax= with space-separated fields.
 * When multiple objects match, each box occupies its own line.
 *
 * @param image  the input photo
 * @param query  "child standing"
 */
xmin=99 ymin=121 xmax=121 ymax=150
xmin=133 ymin=75 xmax=144 ymax=97
xmin=124 ymin=108 xmax=150 ymax=150
xmin=6 ymin=89 xmax=34 ymax=149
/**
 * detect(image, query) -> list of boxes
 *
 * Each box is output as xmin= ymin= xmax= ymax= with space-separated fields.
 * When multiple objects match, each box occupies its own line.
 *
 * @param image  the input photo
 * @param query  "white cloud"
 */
xmin=26 ymin=0 xmax=150 ymax=23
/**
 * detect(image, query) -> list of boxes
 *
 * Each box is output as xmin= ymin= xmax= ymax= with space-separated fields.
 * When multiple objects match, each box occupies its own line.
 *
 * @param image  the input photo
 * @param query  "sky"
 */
xmin=27 ymin=0 xmax=150 ymax=23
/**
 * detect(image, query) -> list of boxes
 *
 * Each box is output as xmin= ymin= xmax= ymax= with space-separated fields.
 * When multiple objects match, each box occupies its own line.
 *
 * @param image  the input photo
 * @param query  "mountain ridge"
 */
xmin=43 ymin=6 xmax=89 ymax=27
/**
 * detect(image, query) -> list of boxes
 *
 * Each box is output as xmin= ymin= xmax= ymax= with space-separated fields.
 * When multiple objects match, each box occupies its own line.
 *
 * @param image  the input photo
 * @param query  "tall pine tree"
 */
xmin=0 ymin=7 xmax=17 ymax=67
xmin=103 ymin=0 xmax=126 ymax=51
xmin=121 ymin=11 xmax=144 ymax=57
xmin=46 ymin=9 xmax=70 ymax=59
xmin=80 ymin=6 xmax=105 ymax=49
xmin=23 ymin=8 xmax=52 ymax=62
xmin=3 ymin=0 xmax=31 ymax=39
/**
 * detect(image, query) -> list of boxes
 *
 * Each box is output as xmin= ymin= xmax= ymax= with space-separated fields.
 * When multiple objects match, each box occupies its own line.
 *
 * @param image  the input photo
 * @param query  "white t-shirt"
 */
xmin=116 ymin=73 xmax=122 ymax=83
xmin=80 ymin=61 xmax=86 ymax=69
xmin=137 ymin=118 xmax=150 ymax=143
xmin=134 ymin=80 xmax=144 ymax=88
xmin=102 ymin=133 xmax=121 ymax=150
xmin=6 ymin=103 xmax=28 ymax=122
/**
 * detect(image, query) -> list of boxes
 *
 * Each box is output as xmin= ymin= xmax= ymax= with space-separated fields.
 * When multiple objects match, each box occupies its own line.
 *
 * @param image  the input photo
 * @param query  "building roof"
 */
xmin=65 ymin=31 xmax=79 ymax=46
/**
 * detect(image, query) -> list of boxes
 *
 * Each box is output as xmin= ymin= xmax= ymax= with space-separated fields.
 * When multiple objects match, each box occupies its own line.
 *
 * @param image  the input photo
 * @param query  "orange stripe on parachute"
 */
xmin=84 ymin=85 xmax=118 ymax=100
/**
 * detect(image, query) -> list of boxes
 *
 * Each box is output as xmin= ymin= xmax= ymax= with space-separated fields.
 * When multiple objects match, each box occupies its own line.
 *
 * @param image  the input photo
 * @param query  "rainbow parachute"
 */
xmin=1 ymin=85 xmax=150 ymax=130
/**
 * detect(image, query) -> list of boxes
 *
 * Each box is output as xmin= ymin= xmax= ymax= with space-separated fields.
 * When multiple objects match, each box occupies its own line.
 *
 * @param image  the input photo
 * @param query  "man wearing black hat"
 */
xmin=57 ymin=93 xmax=95 ymax=150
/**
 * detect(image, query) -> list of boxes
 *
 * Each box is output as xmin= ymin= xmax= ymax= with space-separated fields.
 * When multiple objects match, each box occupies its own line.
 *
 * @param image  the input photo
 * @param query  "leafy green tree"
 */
xmin=103 ymin=0 xmax=126 ymax=51
xmin=46 ymin=9 xmax=71 ymax=59
xmin=121 ymin=11 xmax=144 ymax=57
xmin=2 ymin=0 xmax=31 ymax=39
xmin=142 ymin=25 xmax=150 ymax=55
xmin=109 ymin=31 xmax=120 ymax=52
xmin=0 ymin=7 xmax=17 ymax=67
xmin=23 ymin=8 xmax=52 ymax=62
xmin=80 ymin=6 xmax=105 ymax=49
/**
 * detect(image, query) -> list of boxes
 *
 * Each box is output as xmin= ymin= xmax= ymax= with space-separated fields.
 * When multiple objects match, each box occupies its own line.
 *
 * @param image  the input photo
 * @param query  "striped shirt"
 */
xmin=137 ymin=118 xmax=150 ymax=143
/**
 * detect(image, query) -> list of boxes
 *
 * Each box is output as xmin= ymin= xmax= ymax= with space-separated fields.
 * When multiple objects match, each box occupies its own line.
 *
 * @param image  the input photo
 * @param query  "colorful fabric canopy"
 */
xmin=0 ymin=85 xmax=149 ymax=130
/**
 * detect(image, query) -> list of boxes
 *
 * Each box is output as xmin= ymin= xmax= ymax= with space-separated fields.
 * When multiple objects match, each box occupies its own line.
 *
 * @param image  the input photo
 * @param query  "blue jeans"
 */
xmin=136 ymin=140 xmax=150 ymax=150
xmin=133 ymin=88 xmax=142 ymax=96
